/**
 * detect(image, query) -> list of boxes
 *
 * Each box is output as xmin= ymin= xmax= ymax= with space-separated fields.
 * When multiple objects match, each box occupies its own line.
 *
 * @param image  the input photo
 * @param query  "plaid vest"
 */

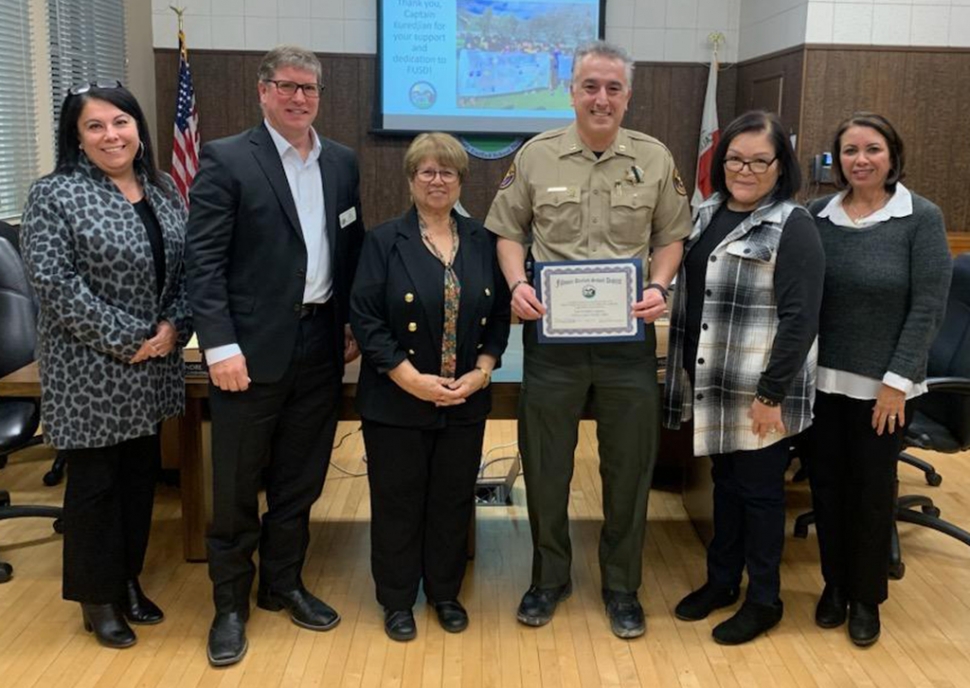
xmin=663 ymin=194 xmax=817 ymax=455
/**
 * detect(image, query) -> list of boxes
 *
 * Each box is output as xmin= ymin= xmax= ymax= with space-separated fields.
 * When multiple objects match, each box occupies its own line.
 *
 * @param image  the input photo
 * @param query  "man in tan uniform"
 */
xmin=485 ymin=40 xmax=691 ymax=639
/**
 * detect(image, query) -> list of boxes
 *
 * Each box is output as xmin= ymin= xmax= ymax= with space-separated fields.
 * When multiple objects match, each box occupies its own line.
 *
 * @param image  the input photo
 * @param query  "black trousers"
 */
xmin=362 ymin=419 xmax=485 ymax=612
xmin=807 ymin=391 xmax=908 ymax=604
xmin=61 ymin=433 xmax=160 ymax=603
xmin=206 ymin=306 xmax=341 ymax=613
xmin=706 ymin=440 xmax=790 ymax=606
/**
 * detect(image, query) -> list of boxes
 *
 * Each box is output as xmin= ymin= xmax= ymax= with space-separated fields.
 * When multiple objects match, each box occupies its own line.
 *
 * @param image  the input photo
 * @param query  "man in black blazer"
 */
xmin=185 ymin=45 xmax=365 ymax=667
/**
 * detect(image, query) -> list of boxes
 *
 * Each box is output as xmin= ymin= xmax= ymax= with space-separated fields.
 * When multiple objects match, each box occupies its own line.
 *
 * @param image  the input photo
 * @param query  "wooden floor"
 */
xmin=2 ymin=420 xmax=970 ymax=688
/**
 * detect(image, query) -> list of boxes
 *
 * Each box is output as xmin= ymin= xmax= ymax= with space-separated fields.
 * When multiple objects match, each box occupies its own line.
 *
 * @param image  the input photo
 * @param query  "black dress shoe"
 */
xmin=430 ymin=600 xmax=469 ymax=633
xmin=257 ymin=585 xmax=340 ymax=631
xmin=385 ymin=608 xmax=417 ymax=641
xmin=712 ymin=599 xmax=783 ymax=645
xmin=815 ymin=585 xmax=848 ymax=629
xmin=603 ymin=590 xmax=646 ymax=639
xmin=81 ymin=603 xmax=137 ymax=649
xmin=207 ymin=611 xmax=248 ymax=667
xmin=848 ymin=601 xmax=880 ymax=647
xmin=516 ymin=581 xmax=572 ymax=627
xmin=122 ymin=579 xmax=164 ymax=625
xmin=674 ymin=583 xmax=740 ymax=621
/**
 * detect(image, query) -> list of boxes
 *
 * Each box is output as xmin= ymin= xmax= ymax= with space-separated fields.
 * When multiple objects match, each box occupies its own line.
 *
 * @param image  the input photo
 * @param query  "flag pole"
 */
xmin=691 ymin=31 xmax=724 ymax=212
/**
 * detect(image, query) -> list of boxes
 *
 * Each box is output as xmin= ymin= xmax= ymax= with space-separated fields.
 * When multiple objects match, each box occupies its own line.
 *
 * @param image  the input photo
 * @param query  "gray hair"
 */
xmin=257 ymin=45 xmax=323 ymax=83
xmin=572 ymin=40 xmax=634 ymax=87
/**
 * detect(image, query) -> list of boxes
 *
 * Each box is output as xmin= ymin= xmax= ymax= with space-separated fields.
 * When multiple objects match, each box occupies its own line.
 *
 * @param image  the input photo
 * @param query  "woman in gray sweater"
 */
xmin=807 ymin=112 xmax=951 ymax=647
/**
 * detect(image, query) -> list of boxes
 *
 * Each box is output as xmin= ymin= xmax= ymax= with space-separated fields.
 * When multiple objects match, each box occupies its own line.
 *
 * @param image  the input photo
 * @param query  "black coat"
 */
xmin=185 ymin=123 xmax=365 ymax=381
xmin=350 ymin=207 xmax=511 ymax=428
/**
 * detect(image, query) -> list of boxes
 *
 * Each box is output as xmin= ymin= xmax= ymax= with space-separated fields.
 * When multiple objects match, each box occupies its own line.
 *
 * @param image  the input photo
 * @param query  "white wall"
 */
xmin=738 ymin=0 xmax=808 ymax=60
xmin=151 ymin=0 xmax=742 ymax=63
xmin=805 ymin=0 xmax=970 ymax=48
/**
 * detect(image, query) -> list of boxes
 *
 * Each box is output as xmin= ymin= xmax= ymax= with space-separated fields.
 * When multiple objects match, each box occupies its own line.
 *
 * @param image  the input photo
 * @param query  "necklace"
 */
xmin=844 ymin=192 xmax=890 ymax=224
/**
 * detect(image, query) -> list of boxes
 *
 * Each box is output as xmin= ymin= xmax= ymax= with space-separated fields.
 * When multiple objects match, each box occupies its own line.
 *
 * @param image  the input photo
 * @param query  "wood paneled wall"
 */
xmin=154 ymin=49 xmax=735 ymax=227
xmin=734 ymin=47 xmax=805 ymax=136
xmin=796 ymin=45 xmax=970 ymax=233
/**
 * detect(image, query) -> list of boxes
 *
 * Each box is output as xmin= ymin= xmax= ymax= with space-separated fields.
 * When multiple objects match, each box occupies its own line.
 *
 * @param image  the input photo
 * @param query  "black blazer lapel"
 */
xmin=455 ymin=213 xmax=484 ymax=345
xmin=319 ymin=141 xmax=340 ymax=260
xmin=249 ymin=124 xmax=303 ymax=241
xmin=397 ymin=207 xmax=444 ymax=341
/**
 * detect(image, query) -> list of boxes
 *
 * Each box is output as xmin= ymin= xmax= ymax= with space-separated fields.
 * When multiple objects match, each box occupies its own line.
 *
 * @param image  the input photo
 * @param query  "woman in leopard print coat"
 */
xmin=21 ymin=83 xmax=191 ymax=649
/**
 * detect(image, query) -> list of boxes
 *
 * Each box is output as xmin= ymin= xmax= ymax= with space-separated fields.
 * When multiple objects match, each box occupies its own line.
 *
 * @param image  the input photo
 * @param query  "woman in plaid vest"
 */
xmin=664 ymin=111 xmax=825 ymax=644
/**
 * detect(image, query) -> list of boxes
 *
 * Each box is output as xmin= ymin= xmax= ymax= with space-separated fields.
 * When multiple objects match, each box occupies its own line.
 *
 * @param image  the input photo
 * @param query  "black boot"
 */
xmin=815 ymin=585 xmax=847 ymax=629
xmin=207 ymin=611 xmax=249 ymax=667
xmin=848 ymin=601 xmax=880 ymax=647
xmin=712 ymin=599 xmax=783 ymax=645
xmin=674 ymin=583 xmax=740 ymax=621
xmin=384 ymin=608 xmax=417 ymax=641
xmin=81 ymin=603 xmax=137 ymax=649
xmin=122 ymin=579 xmax=164 ymax=625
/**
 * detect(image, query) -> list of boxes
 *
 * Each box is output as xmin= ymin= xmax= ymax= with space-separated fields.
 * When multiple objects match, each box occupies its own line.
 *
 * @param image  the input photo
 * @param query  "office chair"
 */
xmin=794 ymin=254 xmax=970 ymax=580
xmin=0 ymin=237 xmax=63 ymax=583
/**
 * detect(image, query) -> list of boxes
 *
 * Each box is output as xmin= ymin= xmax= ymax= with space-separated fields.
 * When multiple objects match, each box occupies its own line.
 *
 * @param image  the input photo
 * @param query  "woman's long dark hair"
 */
xmin=55 ymin=84 xmax=166 ymax=192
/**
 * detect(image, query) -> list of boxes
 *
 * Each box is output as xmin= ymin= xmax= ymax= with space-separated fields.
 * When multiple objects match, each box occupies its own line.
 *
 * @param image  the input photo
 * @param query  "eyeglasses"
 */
xmin=68 ymin=79 xmax=123 ymax=95
xmin=415 ymin=168 xmax=459 ymax=183
xmin=263 ymin=79 xmax=325 ymax=99
xmin=724 ymin=157 xmax=777 ymax=174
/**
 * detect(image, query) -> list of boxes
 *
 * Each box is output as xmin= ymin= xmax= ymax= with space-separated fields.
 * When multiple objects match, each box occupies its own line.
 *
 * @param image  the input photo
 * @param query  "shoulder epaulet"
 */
xmin=518 ymin=127 xmax=569 ymax=154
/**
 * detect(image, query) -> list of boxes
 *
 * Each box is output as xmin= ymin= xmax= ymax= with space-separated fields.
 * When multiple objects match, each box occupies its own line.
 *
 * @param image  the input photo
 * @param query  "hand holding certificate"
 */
xmin=534 ymin=259 xmax=644 ymax=343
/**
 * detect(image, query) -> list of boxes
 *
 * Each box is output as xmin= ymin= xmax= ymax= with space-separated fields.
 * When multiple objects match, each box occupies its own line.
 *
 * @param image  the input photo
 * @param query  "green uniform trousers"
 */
xmin=519 ymin=321 xmax=660 ymax=593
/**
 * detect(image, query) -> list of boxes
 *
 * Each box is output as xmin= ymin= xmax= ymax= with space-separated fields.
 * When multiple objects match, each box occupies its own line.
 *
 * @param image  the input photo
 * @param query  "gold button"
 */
xmin=408 ymin=322 xmax=417 ymax=332
xmin=484 ymin=287 xmax=491 ymax=296
xmin=404 ymin=293 xmax=414 ymax=303
xmin=480 ymin=317 xmax=487 ymax=325
xmin=408 ymin=349 xmax=415 ymax=355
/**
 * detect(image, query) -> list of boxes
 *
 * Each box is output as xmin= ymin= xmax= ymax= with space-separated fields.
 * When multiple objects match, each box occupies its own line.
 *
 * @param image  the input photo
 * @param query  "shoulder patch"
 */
xmin=499 ymin=162 xmax=516 ymax=191
xmin=673 ymin=168 xmax=687 ymax=196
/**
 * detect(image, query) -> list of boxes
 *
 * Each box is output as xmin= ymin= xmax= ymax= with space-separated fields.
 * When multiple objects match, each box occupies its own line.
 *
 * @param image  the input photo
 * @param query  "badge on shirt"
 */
xmin=498 ymin=163 xmax=516 ymax=190
xmin=673 ymin=168 xmax=687 ymax=196
xmin=339 ymin=207 xmax=357 ymax=228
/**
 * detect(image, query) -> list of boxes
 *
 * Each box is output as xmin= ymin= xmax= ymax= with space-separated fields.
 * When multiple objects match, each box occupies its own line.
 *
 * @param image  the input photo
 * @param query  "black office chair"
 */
xmin=0 ymin=236 xmax=63 ymax=583
xmin=794 ymin=254 xmax=970 ymax=580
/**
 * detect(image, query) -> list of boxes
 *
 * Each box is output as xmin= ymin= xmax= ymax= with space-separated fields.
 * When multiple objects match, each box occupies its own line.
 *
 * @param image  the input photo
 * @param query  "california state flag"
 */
xmin=692 ymin=59 xmax=719 ymax=210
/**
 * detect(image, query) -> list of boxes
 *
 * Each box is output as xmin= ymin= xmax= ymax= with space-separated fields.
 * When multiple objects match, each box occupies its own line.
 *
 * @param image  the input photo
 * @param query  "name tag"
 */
xmin=339 ymin=207 xmax=357 ymax=228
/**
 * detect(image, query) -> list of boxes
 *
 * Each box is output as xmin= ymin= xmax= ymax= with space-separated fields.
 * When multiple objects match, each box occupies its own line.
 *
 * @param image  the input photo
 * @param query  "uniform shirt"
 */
xmin=485 ymin=123 xmax=691 ymax=283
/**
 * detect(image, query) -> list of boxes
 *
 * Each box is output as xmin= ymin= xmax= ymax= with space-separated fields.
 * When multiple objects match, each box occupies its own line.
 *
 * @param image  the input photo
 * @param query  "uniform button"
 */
xmin=702 ymin=323 xmax=709 ymax=331
xmin=405 ymin=292 xmax=414 ymax=303
xmin=408 ymin=349 xmax=415 ymax=355
xmin=710 ymin=256 xmax=717 ymax=263
xmin=705 ymin=289 xmax=712 ymax=297
xmin=592 ymin=218 xmax=598 ymax=224
xmin=485 ymin=287 xmax=491 ymax=296
xmin=593 ymin=190 xmax=599 ymax=196
xmin=480 ymin=317 xmax=487 ymax=325
xmin=408 ymin=322 xmax=417 ymax=332
xmin=697 ymin=358 xmax=705 ymax=365
xmin=696 ymin=393 xmax=704 ymax=401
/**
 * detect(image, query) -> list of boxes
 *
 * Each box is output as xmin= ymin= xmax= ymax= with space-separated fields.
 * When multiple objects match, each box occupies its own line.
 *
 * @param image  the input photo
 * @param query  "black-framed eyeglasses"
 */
xmin=263 ymin=79 xmax=325 ymax=99
xmin=68 ymin=80 xmax=123 ymax=95
xmin=724 ymin=157 xmax=777 ymax=174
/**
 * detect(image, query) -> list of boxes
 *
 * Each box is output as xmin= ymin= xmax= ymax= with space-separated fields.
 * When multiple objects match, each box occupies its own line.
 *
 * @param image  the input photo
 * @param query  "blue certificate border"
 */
xmin=534 ymin=259 xmax=644 ymax=343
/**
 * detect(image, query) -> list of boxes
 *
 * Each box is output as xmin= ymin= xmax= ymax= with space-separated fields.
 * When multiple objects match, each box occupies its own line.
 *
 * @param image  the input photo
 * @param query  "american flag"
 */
xmin=172 ymin=25 xmax=200 ymax=205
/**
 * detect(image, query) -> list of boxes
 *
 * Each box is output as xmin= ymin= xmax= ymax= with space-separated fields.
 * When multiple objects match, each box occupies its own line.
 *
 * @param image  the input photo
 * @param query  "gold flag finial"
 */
xmin=170 ymin=5 xmax=186 ymax=32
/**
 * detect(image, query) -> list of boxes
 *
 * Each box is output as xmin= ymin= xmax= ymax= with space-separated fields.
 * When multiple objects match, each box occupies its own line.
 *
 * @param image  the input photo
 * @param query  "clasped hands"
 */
xmin=129 ymin=320 xmax=177 ymax=364
xmin=402 ymin=369 xmax=489 ymax=407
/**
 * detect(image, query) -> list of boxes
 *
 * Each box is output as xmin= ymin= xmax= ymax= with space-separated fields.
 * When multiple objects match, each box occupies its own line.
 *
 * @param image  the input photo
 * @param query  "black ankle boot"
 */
xmin=712 ymin=599 xmax=783 ymax=645
xmin=122 ymin=579 xmax=164 ymax=625
xmin=815 ymin=585 xmax=847 ymax=629
xmin=848 ymin=601 xmax=880 ymax=647
xmin=81 ymin=603 xmax=137 ymax=648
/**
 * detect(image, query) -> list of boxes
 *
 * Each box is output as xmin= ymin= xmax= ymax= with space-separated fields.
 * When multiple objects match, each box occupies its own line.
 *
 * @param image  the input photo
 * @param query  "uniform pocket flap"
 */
xmin=535 ymin=186 xmax=581 ymax=208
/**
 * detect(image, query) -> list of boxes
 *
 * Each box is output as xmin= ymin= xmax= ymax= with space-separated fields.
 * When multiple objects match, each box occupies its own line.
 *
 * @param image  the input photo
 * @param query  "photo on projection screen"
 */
xmin=378 ymin=0 xmax=605 ymax=134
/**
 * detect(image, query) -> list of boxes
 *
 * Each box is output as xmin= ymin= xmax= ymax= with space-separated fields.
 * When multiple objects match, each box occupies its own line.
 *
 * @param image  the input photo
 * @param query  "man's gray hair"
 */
xmin=257 ymin=45 xmax=323 ymax=83
xmin=572 ymin=40 xmax=634 ymax=86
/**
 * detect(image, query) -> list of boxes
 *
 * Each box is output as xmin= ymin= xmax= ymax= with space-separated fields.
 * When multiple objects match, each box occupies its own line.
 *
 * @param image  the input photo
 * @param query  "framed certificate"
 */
xmin=534 ymin=259 xmax=644 ymax=343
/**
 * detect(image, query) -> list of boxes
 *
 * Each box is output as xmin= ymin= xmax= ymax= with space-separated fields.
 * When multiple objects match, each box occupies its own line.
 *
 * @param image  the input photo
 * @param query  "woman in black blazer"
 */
xmin=350 ymin=133 xmax=510 ymax=641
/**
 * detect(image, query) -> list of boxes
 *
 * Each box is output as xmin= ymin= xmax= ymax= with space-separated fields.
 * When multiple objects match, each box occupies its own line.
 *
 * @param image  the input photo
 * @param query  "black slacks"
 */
xmin=206 ymin=306 xmax=341 ymax=613
xmin=362 ymin=419 xmax=485 ymax=611
xmin=61 ymin=433 xmax=160 ymax=603
xmin=807 ymin=391 xmax=908 ymax=604
xmin=706 ymin=439 xmax=790 ymax=606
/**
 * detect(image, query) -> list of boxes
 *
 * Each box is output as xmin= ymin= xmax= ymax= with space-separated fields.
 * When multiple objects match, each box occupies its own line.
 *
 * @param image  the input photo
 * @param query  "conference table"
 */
xmin=1 ymin=323 xmax=704 ymax=562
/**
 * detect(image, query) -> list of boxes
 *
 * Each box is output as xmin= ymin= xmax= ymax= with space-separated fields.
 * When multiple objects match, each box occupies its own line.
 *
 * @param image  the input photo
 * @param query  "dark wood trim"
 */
xmin=806 ymin=43 xmax=970 ymax=55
